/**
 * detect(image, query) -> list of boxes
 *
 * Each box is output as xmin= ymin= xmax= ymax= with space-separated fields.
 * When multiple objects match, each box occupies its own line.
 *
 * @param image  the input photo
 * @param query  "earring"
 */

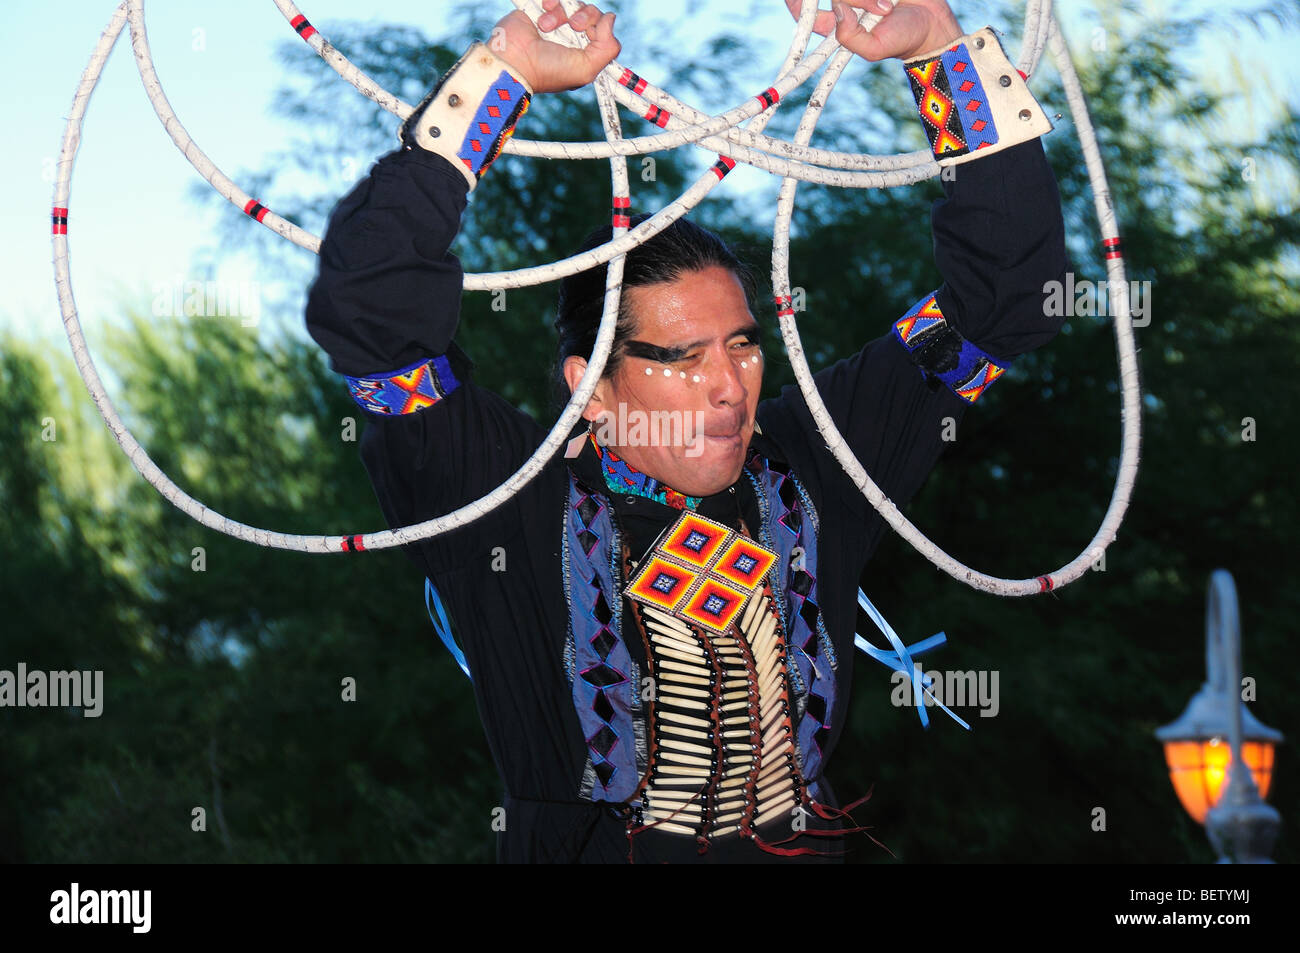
xmin=567 ymin=418 xmax=597 ymax=460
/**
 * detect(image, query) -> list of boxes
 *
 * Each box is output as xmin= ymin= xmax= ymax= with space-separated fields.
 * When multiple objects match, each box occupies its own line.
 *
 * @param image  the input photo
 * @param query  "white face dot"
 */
xmin=692 ymin=374 xmax=701 ymax=383
xmin=679 ymin=371 xmax=686 ymax=378
xmin=645 ymin=367 xmax=653 ymax=375
xmin=740 ymin=361 xmax=748 ymax=369
xmin=663 ymin=368 xmax=671 ymax=377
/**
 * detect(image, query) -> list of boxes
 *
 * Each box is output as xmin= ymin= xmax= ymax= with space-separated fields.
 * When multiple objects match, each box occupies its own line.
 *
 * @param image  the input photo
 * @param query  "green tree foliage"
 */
xmin=3 ymin=0 xmax=1295 ymax=862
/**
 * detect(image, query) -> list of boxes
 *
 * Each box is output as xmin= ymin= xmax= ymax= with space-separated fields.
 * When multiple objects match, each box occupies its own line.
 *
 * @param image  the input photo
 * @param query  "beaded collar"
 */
xmin=587 ymin=432 xmax=702 ymax=511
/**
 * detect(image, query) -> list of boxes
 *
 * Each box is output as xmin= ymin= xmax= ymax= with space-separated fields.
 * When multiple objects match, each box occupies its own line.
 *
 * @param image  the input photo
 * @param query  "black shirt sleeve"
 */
xmin=757 ymin=138 xmax=1068 ymax=561
xmin=304 ymin=145 xmax=547 ymax=575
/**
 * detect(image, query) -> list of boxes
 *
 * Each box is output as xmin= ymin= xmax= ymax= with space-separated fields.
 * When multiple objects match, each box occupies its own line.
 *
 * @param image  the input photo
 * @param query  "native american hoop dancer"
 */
xmin=306 ymin=0 xmax=1066 ymax=863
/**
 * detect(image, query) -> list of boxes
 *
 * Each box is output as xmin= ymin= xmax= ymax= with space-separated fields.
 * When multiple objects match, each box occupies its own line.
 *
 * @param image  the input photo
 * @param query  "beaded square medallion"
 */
xmin=625 ymin=510 xmax=777 ymax=635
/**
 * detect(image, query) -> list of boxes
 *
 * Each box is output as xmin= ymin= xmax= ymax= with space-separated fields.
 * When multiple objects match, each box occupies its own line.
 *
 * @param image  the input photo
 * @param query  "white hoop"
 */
xmin=53 ymin=0 xmax=1140 ymax=595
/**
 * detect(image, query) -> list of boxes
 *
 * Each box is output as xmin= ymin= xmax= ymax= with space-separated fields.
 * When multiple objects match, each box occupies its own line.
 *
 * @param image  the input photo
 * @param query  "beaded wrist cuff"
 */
xmin=343 ymin=354 xmax=461 ymax=416
xmin=893 ymin=292 xmax=1009 ymax=403
xmin=400 ymin=41 xmax=534 ymax=190
xmin=903 ymin=27 xmax=1051 ymax=166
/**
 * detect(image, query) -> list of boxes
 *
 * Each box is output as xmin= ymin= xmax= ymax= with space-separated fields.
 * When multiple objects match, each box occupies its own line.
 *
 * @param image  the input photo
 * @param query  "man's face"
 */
xmin=563 ymin=266 xmax=763 ymax=498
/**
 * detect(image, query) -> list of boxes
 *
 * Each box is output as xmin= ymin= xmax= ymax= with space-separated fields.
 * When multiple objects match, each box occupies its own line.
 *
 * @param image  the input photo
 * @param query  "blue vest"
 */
xmin=561 ymin=447 xmax=839 ymax=806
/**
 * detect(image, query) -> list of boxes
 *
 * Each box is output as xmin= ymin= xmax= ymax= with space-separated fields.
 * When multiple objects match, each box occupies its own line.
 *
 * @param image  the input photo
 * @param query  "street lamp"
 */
xmin=1155 ymin=570 xmax=1282 ymax=862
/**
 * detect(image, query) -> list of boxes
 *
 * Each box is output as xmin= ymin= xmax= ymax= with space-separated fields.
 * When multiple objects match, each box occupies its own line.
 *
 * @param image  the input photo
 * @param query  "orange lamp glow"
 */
xmin=1162 ymin=737 xmax=1276 ymax=824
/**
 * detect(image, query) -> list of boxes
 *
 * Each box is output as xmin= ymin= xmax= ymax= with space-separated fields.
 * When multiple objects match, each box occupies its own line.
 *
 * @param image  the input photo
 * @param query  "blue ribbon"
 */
xmin=425 ymin=577 xmax=471 ymax=679
xmin=854 ymin=588 xmax=970 ymax=730
xmin=426 ymin=574 xmax=970 ymax=729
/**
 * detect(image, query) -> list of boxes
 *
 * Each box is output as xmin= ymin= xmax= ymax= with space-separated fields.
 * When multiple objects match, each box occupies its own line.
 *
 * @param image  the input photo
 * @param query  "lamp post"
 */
xmin=1155 ymin=570 xmax=1282 ymax=863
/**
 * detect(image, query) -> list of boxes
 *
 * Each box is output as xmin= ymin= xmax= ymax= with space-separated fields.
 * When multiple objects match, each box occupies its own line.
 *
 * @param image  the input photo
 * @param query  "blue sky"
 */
xmin=3 ymin=0 xmax=1296 ymax=350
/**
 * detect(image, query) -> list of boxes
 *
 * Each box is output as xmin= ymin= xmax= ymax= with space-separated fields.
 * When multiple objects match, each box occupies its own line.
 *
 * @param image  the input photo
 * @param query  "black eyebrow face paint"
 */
xmin=624 ymin=340 xmax=689 ymax=363
xmin=624 ymin=327 xmax=761 ymax=365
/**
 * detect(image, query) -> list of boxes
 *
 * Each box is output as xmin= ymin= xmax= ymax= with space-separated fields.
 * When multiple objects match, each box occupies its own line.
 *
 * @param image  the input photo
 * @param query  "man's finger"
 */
xmin=584 ymin=11 xmax=620 ymax=63
xmin=539 ymin=3 xmax=607 ymax=40
xmin=833 ymin=1 xmax=886 ymax=60
xmin=537 ymin=0 xmax=562 ymax=31
xmin=570 ymin=4 xmax=599 ymax=31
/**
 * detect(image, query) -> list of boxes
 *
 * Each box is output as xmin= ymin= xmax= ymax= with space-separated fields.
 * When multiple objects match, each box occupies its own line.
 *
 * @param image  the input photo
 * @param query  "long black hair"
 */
xmin=549 ymin=213 xmax=757 ymax=414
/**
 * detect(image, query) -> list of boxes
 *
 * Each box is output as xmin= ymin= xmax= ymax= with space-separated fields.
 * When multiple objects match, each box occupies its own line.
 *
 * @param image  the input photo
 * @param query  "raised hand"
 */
xmin=784 ymin=0 xmax=962 ymax=62
xmin=492 ymin=1 xmax=621 ymax=93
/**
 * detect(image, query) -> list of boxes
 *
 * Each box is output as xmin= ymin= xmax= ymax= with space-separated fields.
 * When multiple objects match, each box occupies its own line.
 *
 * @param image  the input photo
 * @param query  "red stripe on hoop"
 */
xmin=341 ymin=535 xmax=366 ymax=553
xmin=619 ymin=68 xmax=648 ymax=95
xmin=612 ymin=194 xmax=631 ymax=228
xmin=290 ymin=15 xmax=318 ymax=40
xmin=644 ymin=105 xmax=671 ymax=128
xmin=243 ymin=199 xmax=269 ymax=223
xmin=51 ymin=206 xmax=68 ymax=235
xmin=711 ymin=156 xmax=736 ymax=179
xmin=1103 ymin=236 xmax=1123 ymax=260
xmin=1036 ymin=575 xmax=1054 ymax=592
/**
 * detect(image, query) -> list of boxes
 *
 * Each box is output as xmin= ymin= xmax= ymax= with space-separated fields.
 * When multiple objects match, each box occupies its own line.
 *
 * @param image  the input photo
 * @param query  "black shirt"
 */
xmin=305 ymin=136 xmax=1067 ymax=862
